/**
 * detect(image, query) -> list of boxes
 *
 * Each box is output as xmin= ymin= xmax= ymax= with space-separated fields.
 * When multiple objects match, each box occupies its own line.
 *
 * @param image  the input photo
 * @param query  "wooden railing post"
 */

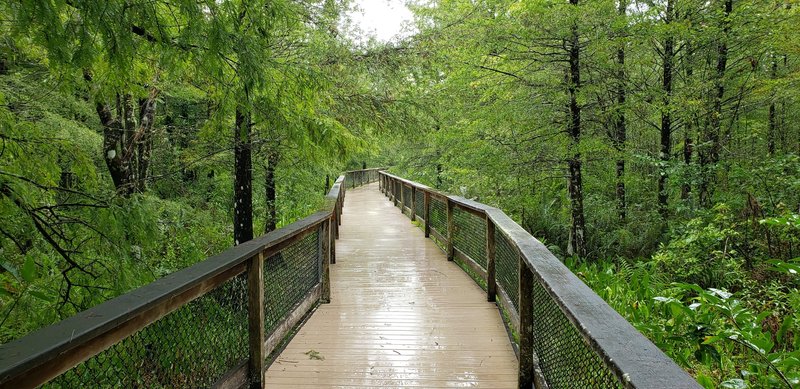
xmin=331 ymin=215 xmax=338 ymax=265
xmin=518 ymin=258 xmax=534 ymax=389
xmin=410 ymin=187 xmax=417 ymax=221
xmin=393 ymin=181 xmax=399 ymax=206
xmin=247 ymin=252 xmax=266 ymax=388
xmin=401 ymin=184 xmax=407 ymax=213
xmin=423 ymin=192 xmax=431 ymax=238
xmin=486 ymin=218 xmax=497 ymax=302
xmin=446 ymin=199 xmax=455 ymax=261
xmin=321 ymin=221 xmax=331 ymax=303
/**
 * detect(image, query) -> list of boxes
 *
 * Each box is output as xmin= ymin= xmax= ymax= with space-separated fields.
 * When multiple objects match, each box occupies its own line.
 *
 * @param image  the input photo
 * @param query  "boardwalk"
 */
xmin=264 ymin=182 xmax=518 ymax=388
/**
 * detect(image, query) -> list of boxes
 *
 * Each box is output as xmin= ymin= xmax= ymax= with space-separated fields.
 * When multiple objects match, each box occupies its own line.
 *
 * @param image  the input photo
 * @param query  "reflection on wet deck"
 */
xmin=264 ymin=183 xmax=517 ymax=388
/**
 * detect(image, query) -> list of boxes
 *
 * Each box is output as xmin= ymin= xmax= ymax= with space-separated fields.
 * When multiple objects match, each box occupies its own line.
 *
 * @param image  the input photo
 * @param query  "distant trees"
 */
xmin=386 ymin=0 xmax=799 ymax=261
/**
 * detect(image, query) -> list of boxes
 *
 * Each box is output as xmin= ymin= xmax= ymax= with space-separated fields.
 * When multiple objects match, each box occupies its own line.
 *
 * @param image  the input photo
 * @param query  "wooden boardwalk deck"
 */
xmin=264 ymin=182 xmax=518 ymax=388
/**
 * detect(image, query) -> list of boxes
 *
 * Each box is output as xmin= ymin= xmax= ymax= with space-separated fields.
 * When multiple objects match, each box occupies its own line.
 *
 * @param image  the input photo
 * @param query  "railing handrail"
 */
xmin=342 ymin=167 xmax=387 ymax=174
xmin=0 ymin=173 xmax=350 ymax=388
xmin=378 ymin=171 xmax=699 ymax=389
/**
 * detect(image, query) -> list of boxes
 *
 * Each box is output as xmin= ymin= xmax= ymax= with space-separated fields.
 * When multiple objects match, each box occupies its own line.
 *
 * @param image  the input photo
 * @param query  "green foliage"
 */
xmin=570 ymin=258 xmax=800 ymax=387
xmin=653 ymin=204 xmax=744 ymax=289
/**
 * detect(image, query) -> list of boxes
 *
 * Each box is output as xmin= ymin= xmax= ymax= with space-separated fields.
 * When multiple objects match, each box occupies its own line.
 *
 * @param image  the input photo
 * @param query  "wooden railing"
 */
xmin=379 ymin=171 xmax=700 ymax=389
xmin=0 ymin=170 xmax=377 ymax=389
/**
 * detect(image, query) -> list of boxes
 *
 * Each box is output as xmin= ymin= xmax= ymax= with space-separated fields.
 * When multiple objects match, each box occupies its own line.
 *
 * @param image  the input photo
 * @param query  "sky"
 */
xmin=348 ymin=0 xmax=415 ymax=43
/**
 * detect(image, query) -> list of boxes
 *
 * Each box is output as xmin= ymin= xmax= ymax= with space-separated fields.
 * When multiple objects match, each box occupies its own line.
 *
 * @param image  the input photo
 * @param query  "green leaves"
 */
xmin=21 ymin=255 xmax=36 ymax=283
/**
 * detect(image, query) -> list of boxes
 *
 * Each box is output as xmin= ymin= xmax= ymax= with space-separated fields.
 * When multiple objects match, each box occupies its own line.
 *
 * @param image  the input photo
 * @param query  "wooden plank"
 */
xmin=446 ymin=198 xmax=455 ymax=261
xmin=322 ymin=219 xmax=331 ymax=302
xmin=496 ymin=285 xmax=520 ymax=341
xmin=484 ymin=209 xmax=699 ymax=388
xmin=486 ymin=218 xmax=497 ymax=303
xmin=212 ymin=359 xmax=248 ymax=389
xmin=452 ymin=199 xmax=487 ymax=218
xmin=410 ymin=186 xmax=417 ymax=221
xmin=247 ymin=253 xmax=266 ymax=388
xmin=454 ymin=248 xmax=487 ymax=281
xmin=423 ymin=191 xmax=431 ymax=238
xmin=0 ymin=262 xmax=246 ymax=388
xmin=518 ymin=258 xmax=534 ymax=389
xmin=429 ymin=228 xmax=447 ymax=248
xmin=264 ymin=285 xmax=321 ymax=359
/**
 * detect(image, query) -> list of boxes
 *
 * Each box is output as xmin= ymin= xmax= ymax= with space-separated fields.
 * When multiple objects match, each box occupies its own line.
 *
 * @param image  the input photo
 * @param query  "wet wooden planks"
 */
xmin=264 ymin=183 xmax=517 ymax=388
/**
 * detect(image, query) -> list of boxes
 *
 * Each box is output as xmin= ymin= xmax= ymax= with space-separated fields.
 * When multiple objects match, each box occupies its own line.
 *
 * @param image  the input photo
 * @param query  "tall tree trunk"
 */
xmin=658 ymin=0 xmax=674 ymax=218
xmin=567 ymin=0 xmax=587 ymax=258
xmin=682 ymin=43 xmax=695 ymax=200
xmin=768 ymin=56 xmax=777 ymax=156
xmin=264 ymin=151 xmax=279 ymax=234
xmin=89 ymin=72 xmax=159 ymax=196
xmin=134 ymin=90 xmax=158 ymax=192
xmin=233 ymin=106 xmax=254 ymax=245
xmin=614 ymin=0 xmax=628 ymax=221
xmin=699 ymin=0 xmax=731 ymax=206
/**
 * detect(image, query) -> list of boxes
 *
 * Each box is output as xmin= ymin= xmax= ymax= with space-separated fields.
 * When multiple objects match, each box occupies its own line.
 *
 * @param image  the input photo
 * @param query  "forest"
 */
xmin=0 ymin=0 xmax=798 ymax=387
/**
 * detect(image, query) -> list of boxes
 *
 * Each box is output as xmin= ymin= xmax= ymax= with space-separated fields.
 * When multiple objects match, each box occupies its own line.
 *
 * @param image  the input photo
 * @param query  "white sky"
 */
xmin=348 ymin=0 xmax=415 ymax=43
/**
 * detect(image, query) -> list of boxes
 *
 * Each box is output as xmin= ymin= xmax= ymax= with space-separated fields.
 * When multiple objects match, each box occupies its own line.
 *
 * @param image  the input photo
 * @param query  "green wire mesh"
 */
xmin=47 ymin=277 xmax=248 ymax=388
xmin=495 ymin=230 xmax=519 ymax=312
xmin=402 ymin=185 xmax=412 ymax=217
xmin=429 ymin=196 xmax=447 ymax=238
xmin=452 ymin=206 xmax=487 ymax=269
xmin=530 ymin=279 xmax=621 ymax=388
xmin=414 ymin=190 xmax=424 ymax=220
xmin=264 ymin=229 xmax=320 ymax=335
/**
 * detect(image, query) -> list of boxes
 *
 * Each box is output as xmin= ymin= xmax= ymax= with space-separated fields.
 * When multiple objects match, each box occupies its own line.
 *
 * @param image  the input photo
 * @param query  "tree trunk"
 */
xmin=699 ymin=0 xmax=732 ymax=206
xmin=567 ymin=0 xmax=587 ymax=258
xmin=233 ymin=106 xmax=254 ymax=245
xmin=264 ymin=151 xmax=279 ymax=234
xmin=658 ymin=0 xmax=674 ymax=219
xmin=682 ymin=43 xmax=695 ymax=200
xmin=614 ymin=0 xmax=627 ymax=221
xmin=94 ymin=91 xmax=158 ymax=195
xmin=768 ymin=56 xmax=777 ymax=156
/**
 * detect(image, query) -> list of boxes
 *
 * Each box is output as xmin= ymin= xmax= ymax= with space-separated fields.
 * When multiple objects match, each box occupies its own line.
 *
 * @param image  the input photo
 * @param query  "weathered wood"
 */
xmin=451 ymin=198 xmax=488 ymax=218
xmin=454 ymin=248 xmax=488 ymax=280
xmin=392 ymin=180 xmax=399 ymax=206
xmin=410 ymin=186 xmax=417 ymax=221
xmin=263 ymin=284 xmax=321 ymax=359
xmin=485 ymin=208 xmax=699 ymax=388
xmin=247 ymin=253 xmax=266 ymax=388
xmin=0 ymin=262 xmax=246 ymax=389
xmin=322 ymin=220 xmax=331 ymax=303
xmin=518 ymin=259 xmax=535 ymax=389
xmin=430 ymin=228 xmax=447 ymax=250
xmin=486 ymin=218 xmax=497 ymax=303
xmin=424 ymin=191 xmax=431 ymax=238
xmin=496 ymin=285 xmax=520 ymax=336
xmin=0 ymin=182 xmax=339 ymax=388
xmin=265 ymin=183 xmax=517 ymax=388
xmin=400 ymin=183 xmax=406 ymax=212
xmin=446 ymin=198 xmax=455 ymax=261
xmin=212 ymin=359 xmax=248 ymax=389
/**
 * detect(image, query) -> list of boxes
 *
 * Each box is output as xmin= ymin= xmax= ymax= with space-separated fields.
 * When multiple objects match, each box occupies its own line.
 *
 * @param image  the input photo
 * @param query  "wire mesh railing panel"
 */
xmin=452 ymin=207 xmax=487 ymax=269
xmin=530 ymin=279 xmax=621 ymax=388
xmin=402 ymin=185 xmax=412 ymax=217
xmin=46 ymin=277 xmax=249 ymax=388
xmin=429 ymin=196 xmax=447 ymax=238
xmin=394 ymin=182 xmax=401 ymax=206
xmin=414 ymin=190 xmax=424 ymax=219
xmin=264 ymin=229 xmax=320 ymax=335
xmin=495 ymin=230 xmax=519 ymax=312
